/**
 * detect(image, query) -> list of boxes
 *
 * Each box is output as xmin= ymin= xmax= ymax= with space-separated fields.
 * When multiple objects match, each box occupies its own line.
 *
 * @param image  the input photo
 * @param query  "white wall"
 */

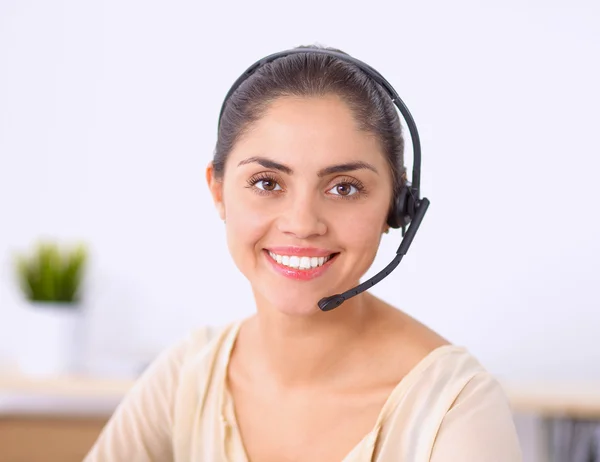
xmin=1 ymin=0 xmax=599 ymax=385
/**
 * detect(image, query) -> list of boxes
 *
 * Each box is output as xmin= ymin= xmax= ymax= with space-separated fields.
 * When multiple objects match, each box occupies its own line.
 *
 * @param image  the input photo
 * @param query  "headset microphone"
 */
xmin=317 ymin=197 xmax=429 ymax=311
xmin=218 ymin=48 xmax=430 ymax=312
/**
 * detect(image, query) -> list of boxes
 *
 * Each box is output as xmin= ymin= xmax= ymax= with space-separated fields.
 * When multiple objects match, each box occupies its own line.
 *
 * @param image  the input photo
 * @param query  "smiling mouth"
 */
xmin=266 ymin=250 xmax=339 ymax=270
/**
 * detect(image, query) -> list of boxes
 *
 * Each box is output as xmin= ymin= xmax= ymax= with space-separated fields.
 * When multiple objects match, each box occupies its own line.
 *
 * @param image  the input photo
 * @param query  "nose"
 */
xmin=277 ymin=192 xmax=327 ymax=239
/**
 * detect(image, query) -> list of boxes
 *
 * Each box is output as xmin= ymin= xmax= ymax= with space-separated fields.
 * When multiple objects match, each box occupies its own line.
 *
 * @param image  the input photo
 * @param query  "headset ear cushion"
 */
xmin=387 ymin=185 xmax=410 ymax=229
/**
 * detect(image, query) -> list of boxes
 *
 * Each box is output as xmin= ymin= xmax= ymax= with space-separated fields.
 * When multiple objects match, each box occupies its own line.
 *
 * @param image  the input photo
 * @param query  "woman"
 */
xmin=85 ymin=45 xmax=522 ymax=461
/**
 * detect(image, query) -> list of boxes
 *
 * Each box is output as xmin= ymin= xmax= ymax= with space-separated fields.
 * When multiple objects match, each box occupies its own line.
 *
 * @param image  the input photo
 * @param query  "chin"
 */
xmin=262 ymin=289 xmax=325 ymax=316
xmin=249 ymin=281 xmax=333 ymax=316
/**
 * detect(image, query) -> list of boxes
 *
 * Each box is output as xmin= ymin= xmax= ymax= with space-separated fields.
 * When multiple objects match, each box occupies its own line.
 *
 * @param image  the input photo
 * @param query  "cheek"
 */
xmin=223 ymin=186 xmax=272 ymax=266
xmin=345 ymin=212 xmax=385 ymax=254
xmin=333 ymin=200 xmax=388 ymax=263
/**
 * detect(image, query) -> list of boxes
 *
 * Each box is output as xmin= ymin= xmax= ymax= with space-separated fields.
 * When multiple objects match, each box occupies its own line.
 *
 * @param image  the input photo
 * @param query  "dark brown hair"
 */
xmin=213 ymin=45 xmax=406 ymax=199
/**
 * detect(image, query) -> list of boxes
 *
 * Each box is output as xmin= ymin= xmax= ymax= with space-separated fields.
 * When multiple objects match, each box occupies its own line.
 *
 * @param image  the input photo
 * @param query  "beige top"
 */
xmin=84 ymin=321 xmax=522 ymax=462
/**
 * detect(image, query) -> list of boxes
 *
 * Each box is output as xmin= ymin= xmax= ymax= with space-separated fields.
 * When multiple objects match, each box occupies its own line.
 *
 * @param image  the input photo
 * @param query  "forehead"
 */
xmin=227 ymin=95 xmax=387 ymax=171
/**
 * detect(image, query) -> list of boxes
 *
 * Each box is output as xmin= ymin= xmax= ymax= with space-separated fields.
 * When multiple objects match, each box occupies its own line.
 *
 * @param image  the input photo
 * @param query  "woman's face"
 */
xmin=207 ymin=94 xmax=394 ymax=316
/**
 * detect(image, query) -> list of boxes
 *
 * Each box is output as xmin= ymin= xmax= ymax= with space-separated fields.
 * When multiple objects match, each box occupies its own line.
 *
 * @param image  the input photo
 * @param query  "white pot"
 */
xmin=16 ymin=301 xmax=83 ymax=377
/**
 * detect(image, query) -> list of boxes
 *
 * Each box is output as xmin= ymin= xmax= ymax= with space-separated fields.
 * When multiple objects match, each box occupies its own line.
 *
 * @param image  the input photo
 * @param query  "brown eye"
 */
xmin=255 ymin=179 xmax=282 ymax=191
xmin=336 ymin=184 xmax=352 ymax=196
xmin=329 ymin=183 xmax=358 ymax=197
xmin=262 ymin=180 xmax=275 ymax=190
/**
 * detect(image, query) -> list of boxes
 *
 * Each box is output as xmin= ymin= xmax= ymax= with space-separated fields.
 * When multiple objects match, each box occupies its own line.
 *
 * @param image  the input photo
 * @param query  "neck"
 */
xmin=247 ymin=291 xmax=380 ymax=388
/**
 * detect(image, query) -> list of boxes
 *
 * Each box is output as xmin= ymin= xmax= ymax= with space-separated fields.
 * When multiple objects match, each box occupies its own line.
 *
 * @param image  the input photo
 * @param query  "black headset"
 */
xmin=218 ymin=48 xmax=430 ymax=312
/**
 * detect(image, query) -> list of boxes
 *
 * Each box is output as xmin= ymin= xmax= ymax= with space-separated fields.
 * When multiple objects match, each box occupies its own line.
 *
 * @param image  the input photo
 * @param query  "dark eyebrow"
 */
xmin=237 ymin=156 xmax=378 ymax=177
xmin=317 ymin=161 xmax=379 ymax=177
xmin=237 ymin=156 xmax=293 ymax=175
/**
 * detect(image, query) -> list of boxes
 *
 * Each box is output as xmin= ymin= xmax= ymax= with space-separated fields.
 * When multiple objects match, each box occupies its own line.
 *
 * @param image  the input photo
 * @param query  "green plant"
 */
xmin=14 ymin=241 xmax=88 ymax=305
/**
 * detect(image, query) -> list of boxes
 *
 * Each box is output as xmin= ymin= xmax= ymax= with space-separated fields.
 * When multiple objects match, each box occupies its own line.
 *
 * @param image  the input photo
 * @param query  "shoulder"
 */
xmin=428 ymin=369 xmax=522 ymax=461
xmin=371 ymin=301 xmax=521 ymax=459
xmin=170 ymin=320 xmax=241 ymax=406
xmin=377 ymin=346 xmax=521 ymax=461
xmin=176 ymin=321 xmax=240 ymax=369
xmin=128 ymin=320 xmax=240 ymax=404
xmin=382 ymin=306 xmax=505 ymax=422
xmin=144 ymin=324 xmax=227 ymax=374
xmin=368 ymin=298 xmax=452 ymax=381
xmin=82 ymin=323 xmax=240 ymax=462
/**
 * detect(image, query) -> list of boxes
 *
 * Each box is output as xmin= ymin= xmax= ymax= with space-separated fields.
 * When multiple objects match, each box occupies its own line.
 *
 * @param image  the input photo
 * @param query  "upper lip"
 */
xmin=265 ymin=246 xmax=338 ymax=257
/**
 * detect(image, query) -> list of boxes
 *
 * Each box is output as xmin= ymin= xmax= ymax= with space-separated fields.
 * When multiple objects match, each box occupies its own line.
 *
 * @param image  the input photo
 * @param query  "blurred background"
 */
xmin=0 ymin=0 xmax=598 ymax=461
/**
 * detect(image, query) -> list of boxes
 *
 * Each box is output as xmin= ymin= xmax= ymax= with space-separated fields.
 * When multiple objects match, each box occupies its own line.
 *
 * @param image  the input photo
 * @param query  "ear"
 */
xmin=206 ymin=162 xmax=226 ymax=221
xmin=382 ymin=214 xmax=391 ymax=234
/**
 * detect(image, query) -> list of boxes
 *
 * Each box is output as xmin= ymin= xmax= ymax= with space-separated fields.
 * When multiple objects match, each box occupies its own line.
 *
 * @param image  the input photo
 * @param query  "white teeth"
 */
xmin=268 ymin=251 xmax=333 ymax=270
xmin=299 ymin=256 xmax=311 ymax=269
xmin=289 ymin=256 xmax=300 ymax=269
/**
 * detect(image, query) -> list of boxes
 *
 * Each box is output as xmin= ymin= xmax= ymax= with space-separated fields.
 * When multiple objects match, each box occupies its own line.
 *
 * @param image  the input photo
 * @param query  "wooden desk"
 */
xmin=0 ymin=415 xmax=109 ymax=462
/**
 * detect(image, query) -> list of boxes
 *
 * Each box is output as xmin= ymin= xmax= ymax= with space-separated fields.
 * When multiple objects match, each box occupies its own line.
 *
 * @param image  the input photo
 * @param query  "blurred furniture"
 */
xmin=504 ymin=383 xmax=600 ymax=420
xmin=503 ymin=382 xmax=600 ymax=462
